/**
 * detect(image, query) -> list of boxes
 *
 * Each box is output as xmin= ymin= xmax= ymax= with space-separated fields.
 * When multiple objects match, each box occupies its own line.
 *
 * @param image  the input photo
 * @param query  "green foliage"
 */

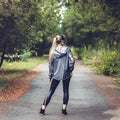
xmin=70 ymin=46 xmax=82 ymax=59
xmin=100 ymin=0 xmax=120 ymax=19
xmin=80 ymin=47 xmax=94 ymax=65
xmin=115 ymin=73 xmax=120 ymax=86
xmin=0 ymin=0 xmax=62 ymax=67
xmin=20 ymin=51 xmax=32 ymax=61
xmin=77 ymin=48 xmax=120 ymax=77
xmin=96 ymin=51 xmax=120 ymax=76
xmin=80 ymin=48 xmax=99 ymax=67
xmin=62 ymin=0 xmax=120 ymax=50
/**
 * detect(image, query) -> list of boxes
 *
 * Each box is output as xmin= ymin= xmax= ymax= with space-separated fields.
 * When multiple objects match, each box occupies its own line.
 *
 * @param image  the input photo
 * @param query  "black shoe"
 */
xmin=40 ymin=108 xmax=45 ymax=115
xmin=62 ymin=109 xmax=67 ymax=115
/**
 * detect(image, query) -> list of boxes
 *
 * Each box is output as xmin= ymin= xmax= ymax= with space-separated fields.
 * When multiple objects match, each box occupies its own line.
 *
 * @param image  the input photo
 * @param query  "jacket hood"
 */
xmin=54 ymin=46 xmax=68 ymax=58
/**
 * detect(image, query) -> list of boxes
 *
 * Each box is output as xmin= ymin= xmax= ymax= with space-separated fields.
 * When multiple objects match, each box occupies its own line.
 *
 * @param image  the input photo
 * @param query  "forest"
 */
xmin=0 ymin=0 xmax=120 ymax=84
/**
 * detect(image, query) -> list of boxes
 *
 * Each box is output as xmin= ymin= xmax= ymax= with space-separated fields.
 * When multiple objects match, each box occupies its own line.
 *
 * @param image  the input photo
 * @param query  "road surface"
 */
xmin=0 ymin=60 xmax=119 ymax=120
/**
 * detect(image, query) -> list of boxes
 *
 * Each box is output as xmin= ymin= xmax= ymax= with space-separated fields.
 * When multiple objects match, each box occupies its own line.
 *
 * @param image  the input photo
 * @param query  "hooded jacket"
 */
xmin=49 ymin=46 xmax=75 ymax=81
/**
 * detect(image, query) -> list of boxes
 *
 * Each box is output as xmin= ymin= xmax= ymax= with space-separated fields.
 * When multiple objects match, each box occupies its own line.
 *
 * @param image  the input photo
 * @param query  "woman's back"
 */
xmin=49 ymin=46 xmax=75 ymax=81
xmin=40 ymin=34 xmax=75 ymax=115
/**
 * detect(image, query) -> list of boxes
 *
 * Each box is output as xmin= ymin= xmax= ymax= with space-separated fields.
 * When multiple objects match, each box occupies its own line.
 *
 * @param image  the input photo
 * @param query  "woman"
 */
xmin=40 ymin=34 xmax=75 ymax=115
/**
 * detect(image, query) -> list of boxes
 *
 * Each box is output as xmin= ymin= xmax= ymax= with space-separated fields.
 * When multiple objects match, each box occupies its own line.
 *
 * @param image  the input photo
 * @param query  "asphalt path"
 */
xmin=0 ymin=60 xmax=117 ymax=120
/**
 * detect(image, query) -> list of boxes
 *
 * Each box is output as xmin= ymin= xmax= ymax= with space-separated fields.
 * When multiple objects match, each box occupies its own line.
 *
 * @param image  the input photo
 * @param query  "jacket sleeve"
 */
xmin=48 ymin=60 xmax=54 ymax=79
xmin=67 ymin=48 xmax=75 ymax=72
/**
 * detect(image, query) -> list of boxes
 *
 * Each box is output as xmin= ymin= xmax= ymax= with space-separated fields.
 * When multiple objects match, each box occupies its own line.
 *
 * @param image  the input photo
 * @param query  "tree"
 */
xmin=62 ymin=0 xmax=120 ymax=50
xmin=0 ymin=0 xmax=62 ymax=67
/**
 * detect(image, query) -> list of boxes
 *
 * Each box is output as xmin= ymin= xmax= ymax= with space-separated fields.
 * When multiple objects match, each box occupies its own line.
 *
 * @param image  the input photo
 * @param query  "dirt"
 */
xmin=92 ymin=74 xmax=120 ymax=107
xmin=78 ymin=60 xmax=120 ymax=108
xmin=0 ymin=65 xmax=40 ymax=102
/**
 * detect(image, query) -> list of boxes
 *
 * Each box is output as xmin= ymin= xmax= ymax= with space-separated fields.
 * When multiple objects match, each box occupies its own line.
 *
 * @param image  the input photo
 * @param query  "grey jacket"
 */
xmin=49 ymin=46 xmax=75 ymax=81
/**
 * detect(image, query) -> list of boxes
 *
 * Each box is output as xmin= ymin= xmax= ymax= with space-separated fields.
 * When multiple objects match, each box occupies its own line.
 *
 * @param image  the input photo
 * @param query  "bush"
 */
xmin=80 ymin=47 xmax=99 ymax=66
xmin=81 ymin=47 xmax=93 ymax=64
xmin=20 ymin=51 xmax=32 ymax=61
xmin=73 ymin=47 xmax=120 ymax=86
xmin=96 ymin=50 xmax=120 ymax=76
xmin=70 ymin=46 xmax=82 ymax=59
xmin=79 ymin=48 xmax=120 ymax=76
xmin=115 ymin=74 xmax=120 ymax=86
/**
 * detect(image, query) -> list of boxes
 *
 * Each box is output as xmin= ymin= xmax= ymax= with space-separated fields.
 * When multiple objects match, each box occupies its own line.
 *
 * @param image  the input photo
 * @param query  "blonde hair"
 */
xmin=49 ymin=35 xmax=67 ymax=61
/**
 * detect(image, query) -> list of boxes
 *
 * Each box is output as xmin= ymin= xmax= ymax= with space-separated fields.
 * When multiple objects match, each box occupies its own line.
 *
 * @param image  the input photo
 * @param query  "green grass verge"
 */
xmin=0 ymin=55 xmax=48 ymax=89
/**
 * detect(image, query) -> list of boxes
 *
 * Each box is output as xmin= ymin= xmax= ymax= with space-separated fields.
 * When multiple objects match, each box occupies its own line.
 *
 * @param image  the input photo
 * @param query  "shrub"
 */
xmin=79 ymin=49 xmax=120 ymax=76
xmin=96 ymin=50 xmax=120 ymax=76
xmin=20 ymin=51 xmax=32 ymax=61
xmin=74 ymin=47 xmax=120 ymax=85
xmin=80 ymin=47 xmax=99 ymax=66
xmin=115 ymin=74 xmax=120 ymax=86
xmin=70 ymin=46 xmax=82 ymax=59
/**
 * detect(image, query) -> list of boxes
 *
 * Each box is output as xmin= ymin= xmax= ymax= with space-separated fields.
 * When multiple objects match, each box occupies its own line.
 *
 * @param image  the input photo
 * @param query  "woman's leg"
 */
xmin=62 ymin=78 xmax=70 ymax=110
xmin=41 ymin=79 xmax=60 ymax=111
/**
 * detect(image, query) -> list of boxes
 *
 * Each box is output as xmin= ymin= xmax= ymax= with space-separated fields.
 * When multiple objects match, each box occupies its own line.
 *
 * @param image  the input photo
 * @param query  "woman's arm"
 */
xmin=48 ymin=60 xmax=54 ymax=80
xmin=68 ymin=48 xmax=75 ymax=73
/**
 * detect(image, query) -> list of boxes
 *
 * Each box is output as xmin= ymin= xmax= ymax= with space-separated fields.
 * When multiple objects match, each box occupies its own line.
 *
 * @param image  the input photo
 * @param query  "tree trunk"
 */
xmin=0 ymin=43 xmax=7 ymax=68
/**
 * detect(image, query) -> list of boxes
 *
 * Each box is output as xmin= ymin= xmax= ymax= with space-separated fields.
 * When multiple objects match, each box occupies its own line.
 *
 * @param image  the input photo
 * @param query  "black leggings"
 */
xmin=43 ymin=78 xmax=70 ymax=106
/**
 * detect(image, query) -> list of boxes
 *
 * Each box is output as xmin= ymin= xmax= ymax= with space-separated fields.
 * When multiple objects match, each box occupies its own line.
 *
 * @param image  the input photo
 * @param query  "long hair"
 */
xmin=49 ymin=35 xmax=67 ymax=61
xmin=49 ymin=37 xmax=57 ymax=61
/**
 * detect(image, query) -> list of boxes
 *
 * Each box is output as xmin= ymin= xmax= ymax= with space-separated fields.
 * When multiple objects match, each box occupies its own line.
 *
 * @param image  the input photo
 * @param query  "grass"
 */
xmin=115 ymin=80 xmax=120 ymax=87
xmin=0 ymin=55 xmax=48 ymax=89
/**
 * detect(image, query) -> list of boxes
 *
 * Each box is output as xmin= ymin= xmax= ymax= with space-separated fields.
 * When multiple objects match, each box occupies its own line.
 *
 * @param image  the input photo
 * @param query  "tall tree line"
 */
xmin=0 ymin=0 xmax=120 ymax=67
xmin=0 ymin=0 xmax=62 ymax=67
xmin=62 ymin=0 xmax=120 ymax=50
